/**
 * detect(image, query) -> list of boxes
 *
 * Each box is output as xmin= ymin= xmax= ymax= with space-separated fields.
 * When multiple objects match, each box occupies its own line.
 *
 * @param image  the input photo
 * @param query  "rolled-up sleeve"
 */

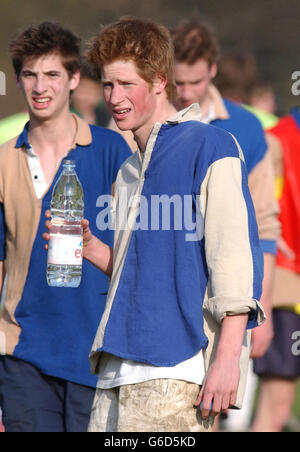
xmin=202 ymin=144 xmax=265 ymax=328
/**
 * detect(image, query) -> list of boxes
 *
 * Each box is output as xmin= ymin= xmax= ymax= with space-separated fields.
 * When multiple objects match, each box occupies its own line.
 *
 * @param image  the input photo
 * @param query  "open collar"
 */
xmin=15 ymin=113 xmax=92 ymax=150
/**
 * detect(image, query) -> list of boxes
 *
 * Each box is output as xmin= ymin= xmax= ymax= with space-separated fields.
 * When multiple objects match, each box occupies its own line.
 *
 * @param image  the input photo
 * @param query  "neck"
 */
xmin=28 ymin=110 xmax=76 ymax=156
xmin=198 ymin=95 xmax=212 ymax=120
xmin=134 ymin=98 xmax=177 ymax=152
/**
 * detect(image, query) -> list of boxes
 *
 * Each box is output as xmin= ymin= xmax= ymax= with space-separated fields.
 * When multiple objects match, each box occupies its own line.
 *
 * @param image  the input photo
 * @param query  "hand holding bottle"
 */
xmin=46 ymin=160 xmax=84 ymax=288
xmin=44 ymin=213 xmax=114 ymax=279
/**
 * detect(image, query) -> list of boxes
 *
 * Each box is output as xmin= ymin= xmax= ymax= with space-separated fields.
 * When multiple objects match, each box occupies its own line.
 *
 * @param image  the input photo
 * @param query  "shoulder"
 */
xmin=0 ymin=136 xmax=18 ymax=159
xmin=90 ymin=124 xmax=130 ymax=146
xmin=178 ymin=119 xmax=240 ymax=150
xmin=221 ymin=99 xmax=266 ymax=143
xmin=167 ymin=120 xmax=242 ymax=167
xmin=223 ymin=98 xmax=264 ymax=129
xmin=89 ymin=125 xmax=132 ymax=159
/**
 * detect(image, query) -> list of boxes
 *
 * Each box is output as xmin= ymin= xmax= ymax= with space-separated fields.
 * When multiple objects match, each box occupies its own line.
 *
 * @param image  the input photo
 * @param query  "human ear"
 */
xmin=70 ymin=70 xmax=81 ymax=91
xmin=210 ymin=63 xmax=217 ymax=80
xmin=153 ymin=74 xmax=167 ymax=95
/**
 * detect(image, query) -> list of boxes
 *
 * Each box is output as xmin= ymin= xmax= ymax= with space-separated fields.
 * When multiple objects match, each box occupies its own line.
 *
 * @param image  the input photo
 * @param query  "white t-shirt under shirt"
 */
xmin=96 ymin=349 xmax=205 ymax=389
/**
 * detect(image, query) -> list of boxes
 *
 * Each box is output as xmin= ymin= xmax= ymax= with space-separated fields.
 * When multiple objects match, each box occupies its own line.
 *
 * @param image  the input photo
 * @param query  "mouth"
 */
xmin=112 ymin=107 xmax=131 ymax=121
xmin=32 ymin=97 xmax=51 ymax=109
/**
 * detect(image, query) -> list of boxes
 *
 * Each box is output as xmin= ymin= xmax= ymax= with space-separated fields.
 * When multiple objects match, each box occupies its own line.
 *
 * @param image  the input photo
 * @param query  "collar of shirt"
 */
xmin=15 ymin=113 xmax=93 ymax=151
xmin=137 ymin=103 xmax=204 ymax=162
xmin=202 ymin=84 xmax=230 ymax=124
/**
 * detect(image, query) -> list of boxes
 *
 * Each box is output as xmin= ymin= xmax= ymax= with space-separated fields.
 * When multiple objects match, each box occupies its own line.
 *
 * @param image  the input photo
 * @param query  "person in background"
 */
xmin=252 ymin=106 xmax=300 ymax=432
xmin=215 ymin=51 xmax=279 ymax=130
xmin=249 ymin=80 xmax=277 ymax=116
xmin=215 ymin=49 xmax=300 ymax=432
xmin=48 ymin=16 xmax=266 ymax=433
xmin=170 ymin=22 xmax=280 ymax=431
xmin=70 ymin=60 xmax=110 ymax=127
xmin=0 ymin=21 xmax=131 ymax=432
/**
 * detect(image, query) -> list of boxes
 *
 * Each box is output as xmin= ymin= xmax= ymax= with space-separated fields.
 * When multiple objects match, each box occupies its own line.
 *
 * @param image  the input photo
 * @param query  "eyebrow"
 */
xmin=21 ymin=69 xmax=62 ymax=75
xmin=175 ymin=78 xmax=204 ymax=84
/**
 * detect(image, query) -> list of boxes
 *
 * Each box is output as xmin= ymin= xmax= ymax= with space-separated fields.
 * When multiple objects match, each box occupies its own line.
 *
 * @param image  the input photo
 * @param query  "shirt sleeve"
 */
xmin=248 ymin=146 xmax=281 ymax=255
xmin=0 ymin=203 xmax=6 ymax=261
xmin=201 ymin=139 xmax=265 ymax=328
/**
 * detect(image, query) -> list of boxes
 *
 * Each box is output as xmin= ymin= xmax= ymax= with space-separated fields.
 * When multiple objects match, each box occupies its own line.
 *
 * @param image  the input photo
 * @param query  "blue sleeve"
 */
xmin=260 ymin=239 xmax=277 ymax=255
xmin=0 ymin=203 xmax=6 ymax=261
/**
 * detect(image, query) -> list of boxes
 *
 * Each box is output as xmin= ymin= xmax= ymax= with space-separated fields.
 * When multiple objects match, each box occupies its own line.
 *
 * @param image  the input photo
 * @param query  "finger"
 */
xmin=45 ymin=220 xmax=52 ymax=231
xmin=45 ymin=210 xmax=51 ymax=219
xmin=229 ymin=391 xmax=237 ymax=408
xmin=42 ymin=232 xmax=51 ymax=242
xmin=200 ymin=396 xmax=214 ymax=419
xmin=194 ymin=386 xmax=204 ymax=407
xmin=221 ymin=393 xmax=230 ymax=412
xmin=211 ymin=394 xmax=222 ymax=417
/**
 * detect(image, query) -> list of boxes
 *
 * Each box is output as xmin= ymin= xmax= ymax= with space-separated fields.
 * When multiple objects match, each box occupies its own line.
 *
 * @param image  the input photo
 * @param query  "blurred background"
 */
xmin=0 ymin=0 xmax=300 ymax=119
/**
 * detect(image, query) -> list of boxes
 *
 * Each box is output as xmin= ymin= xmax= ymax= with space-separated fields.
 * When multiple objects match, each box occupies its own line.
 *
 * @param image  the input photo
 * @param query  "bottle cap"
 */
xmin=63 ymin=159 xmax=75 ymax=167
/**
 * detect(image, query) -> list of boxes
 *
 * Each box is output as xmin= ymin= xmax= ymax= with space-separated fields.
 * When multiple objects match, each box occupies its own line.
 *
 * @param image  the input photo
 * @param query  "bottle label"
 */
xmin=48 ymin=233 xmax=83 ymax=266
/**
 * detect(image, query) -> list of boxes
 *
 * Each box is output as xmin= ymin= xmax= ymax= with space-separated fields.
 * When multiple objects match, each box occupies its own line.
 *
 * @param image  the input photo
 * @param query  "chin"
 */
xmin=115 ymin=121 xmax=132 ymax=132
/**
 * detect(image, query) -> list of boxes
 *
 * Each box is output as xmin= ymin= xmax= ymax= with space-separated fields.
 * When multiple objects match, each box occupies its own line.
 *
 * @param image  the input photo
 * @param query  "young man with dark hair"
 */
xmin=0 ymin=21 xmax=131 ymax=432
xmin=46 ymin=16 xmax=265 ymax=432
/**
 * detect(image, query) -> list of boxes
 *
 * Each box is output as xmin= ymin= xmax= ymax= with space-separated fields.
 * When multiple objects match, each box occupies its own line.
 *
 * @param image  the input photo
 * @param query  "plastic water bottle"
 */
xmin=47 ymin=160 xmax=84 ymax=288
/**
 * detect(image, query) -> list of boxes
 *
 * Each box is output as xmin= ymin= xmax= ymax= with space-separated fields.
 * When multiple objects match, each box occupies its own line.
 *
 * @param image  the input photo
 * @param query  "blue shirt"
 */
xmin=0 ymin=119 xmax=131 ymax=387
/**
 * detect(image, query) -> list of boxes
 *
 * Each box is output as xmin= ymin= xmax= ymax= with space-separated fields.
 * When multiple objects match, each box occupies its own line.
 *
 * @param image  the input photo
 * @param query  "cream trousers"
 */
xmin=88 ymin=379 xmax=214 ymax=432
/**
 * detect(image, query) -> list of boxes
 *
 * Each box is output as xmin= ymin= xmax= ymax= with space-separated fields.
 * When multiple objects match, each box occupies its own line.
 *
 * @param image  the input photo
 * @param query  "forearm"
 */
xmin=215 ymin=313 xmax=248 ymax=361
xmin=260 ymin=253 xmax=275 ymax=315
xmin=196 ymin=313 xmax=248 ymax=416
xmin=84 ymin=236 xmax=113 ymax=278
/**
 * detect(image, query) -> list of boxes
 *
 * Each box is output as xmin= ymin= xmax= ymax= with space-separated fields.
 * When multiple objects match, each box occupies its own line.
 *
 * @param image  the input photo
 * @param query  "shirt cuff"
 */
xmin=204 ymin=296 xmax=266 ymax=329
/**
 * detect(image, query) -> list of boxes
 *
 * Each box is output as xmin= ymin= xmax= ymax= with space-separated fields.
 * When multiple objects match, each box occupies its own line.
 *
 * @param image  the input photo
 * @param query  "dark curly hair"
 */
xmin=10 ymin=21 xmax=81 ymax=79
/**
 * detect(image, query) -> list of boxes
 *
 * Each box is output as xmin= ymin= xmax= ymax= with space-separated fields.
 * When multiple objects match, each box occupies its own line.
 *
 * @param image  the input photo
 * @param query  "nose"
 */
xmin=33 ymin=75 xmax=47 ymax=94
xmin=109 ymin=85 xmax=124 ymax=106
xmin=177 ymin=84 xmax=192 ymax=102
